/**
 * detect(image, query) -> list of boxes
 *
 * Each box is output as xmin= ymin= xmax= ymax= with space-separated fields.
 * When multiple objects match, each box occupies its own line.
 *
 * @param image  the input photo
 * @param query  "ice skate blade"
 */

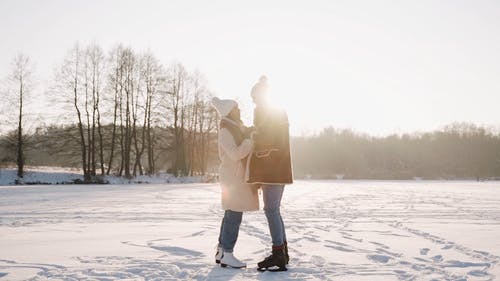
xmin=220 ymin=263 xmax=246 ymax=269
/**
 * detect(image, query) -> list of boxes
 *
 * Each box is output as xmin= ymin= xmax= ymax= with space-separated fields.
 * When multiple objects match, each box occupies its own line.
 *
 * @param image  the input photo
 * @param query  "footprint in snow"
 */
xmin=413 ymin=257 xmax=428 ymax=263
xmin=377 ymin=248 xmax=402 ymax=258
xmin=442 ymin=260 xmax=490 ymax=268
xmin=393 ymin=269 xmax=413 ymax=279
xmin=420 ymin=248 xmax=430 ymax=255
xmin=441 ymin=244 xmax=453 ymax=250
xmin=304 ymin=236 xmax=321 ymax=242
xmin=325 ymin=240 xmax=349 ymax=247
xmin=468 ymin=270 xmax=488 ymax=277
xmin=310 ymin=255 xmax=326 ymax=267
xmin=183 ymin=230 xmax=205 ymax=237
xmin=367 ymin=254 xmax=391 ymax=263
xmin=342 ymin=235 xmax=363 ymax=243
xmin=149 ymin=246 xmax=204 ymax=257
xmin=325 ymin=245 xmax=356 ymax=252
xmin=431 ymin=255 xmax=443 ymax=262
xmin=369 ymin=241 xmax=388 ymax=249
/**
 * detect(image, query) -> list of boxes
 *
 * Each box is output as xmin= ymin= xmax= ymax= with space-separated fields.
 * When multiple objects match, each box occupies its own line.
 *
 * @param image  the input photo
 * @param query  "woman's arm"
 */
xmin=219 ymin=128 xmax=253 ymax=161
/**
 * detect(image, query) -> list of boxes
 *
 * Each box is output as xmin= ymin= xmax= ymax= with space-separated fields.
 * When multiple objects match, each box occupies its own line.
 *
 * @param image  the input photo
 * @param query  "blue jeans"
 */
xmin=218 ymin=210 xmax=243 ymax=253
xmin=262 ymin=185 xmax=287 ymax=246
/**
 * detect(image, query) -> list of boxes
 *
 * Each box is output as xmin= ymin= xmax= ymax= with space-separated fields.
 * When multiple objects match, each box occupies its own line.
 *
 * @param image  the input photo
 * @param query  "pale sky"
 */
xmin=1 ymin=0 xmax=500 ymax=136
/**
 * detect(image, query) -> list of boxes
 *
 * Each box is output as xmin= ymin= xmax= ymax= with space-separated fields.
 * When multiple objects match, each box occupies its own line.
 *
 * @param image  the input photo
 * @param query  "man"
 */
xmin=246 ymin=76 xmax=293 ymax=272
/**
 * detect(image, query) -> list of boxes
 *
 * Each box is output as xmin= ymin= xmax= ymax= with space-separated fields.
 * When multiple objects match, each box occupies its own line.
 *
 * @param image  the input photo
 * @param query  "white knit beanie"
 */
xmin=211 ymin=97 xmax=237 ymax=117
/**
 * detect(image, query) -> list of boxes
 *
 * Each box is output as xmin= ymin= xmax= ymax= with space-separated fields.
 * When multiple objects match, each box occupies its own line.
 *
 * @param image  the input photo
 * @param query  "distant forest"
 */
xmin=1 ymin=43 xmax=499 ymax=181
xmin=292 ymin=122 xmax=500 ymax=180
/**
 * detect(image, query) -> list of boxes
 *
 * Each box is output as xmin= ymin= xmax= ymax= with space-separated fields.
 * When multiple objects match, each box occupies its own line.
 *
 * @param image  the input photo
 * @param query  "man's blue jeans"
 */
xmin=218 ymin=210 xmax=242 ymax=253
xmin=262 ymin=184 xmax=287 ymax=246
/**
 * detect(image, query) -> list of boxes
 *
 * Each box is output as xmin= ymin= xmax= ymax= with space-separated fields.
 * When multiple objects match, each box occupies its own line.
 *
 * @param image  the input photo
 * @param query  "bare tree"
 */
xmin=54 ymin=44 xmax=91 ymax=182
xmin=167 ymin=63 xmax=188 ymax=176
xmin=7 ymin=54 xmax=35 ymax=178
xmin=86 ymin=44 xmax=106 ymax=175
xmin=117 ymin=47 xmax=138 ymax=178
xmin=184 ymin=71 xmax=216 ymax=176
xmin=185 ymin=73 xmax=200 ymax=176
xmin=131 ymin=55 xmax=143 ymax=177
xmin=105 ymin=46 xmax=125 ymax=175
xmin=138 ymin=52 xmax=163 ymax=175
xmin=198 ymin=93 xmax=219 ymax=175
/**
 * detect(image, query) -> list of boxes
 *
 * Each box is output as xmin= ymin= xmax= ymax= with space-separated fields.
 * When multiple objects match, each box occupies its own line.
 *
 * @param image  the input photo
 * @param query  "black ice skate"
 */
xmin=257 ymin=245 xmax=288 ymax=272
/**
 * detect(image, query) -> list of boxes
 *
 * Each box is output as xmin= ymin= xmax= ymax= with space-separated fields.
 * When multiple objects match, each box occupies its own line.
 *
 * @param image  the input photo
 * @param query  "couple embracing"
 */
xmin=211 ymin=76 xmax=293 ymax=272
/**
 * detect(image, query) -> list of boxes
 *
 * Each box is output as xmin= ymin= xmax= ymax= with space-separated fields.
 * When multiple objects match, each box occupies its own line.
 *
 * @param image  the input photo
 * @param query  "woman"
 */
xmin=212 ymin=97 xmax=259 ymax=269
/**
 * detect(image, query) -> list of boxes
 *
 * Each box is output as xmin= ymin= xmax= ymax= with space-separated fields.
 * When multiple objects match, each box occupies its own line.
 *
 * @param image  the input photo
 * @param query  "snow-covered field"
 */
xmin=1 ymin=181 xmax=500 ymax=280
xmin=0 ymin=167 xmax=207 ymax=186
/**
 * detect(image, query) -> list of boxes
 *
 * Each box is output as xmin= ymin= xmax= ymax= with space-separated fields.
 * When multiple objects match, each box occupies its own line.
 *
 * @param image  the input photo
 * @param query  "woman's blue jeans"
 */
xmin=262 ymin=184 xmax=287 ymax=246
xmin=218 ymin=210 xmax=242 ymax=253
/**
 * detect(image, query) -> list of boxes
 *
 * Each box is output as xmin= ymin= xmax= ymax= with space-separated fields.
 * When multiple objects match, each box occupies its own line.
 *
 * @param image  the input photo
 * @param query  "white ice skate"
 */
xmin=220 ymin=252 xmax=246 ymax=269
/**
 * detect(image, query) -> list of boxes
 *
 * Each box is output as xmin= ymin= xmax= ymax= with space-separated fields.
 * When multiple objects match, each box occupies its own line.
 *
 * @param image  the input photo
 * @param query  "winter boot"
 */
xmin=257 ymin=245 xmax=287 ymax=272
xmin=220 ymin=252 xmax=246 ymax=268
xmin=284 ymin=241 xmax=289 ymax=265
xmin=215 ymin=244 xmax=223 ymax=264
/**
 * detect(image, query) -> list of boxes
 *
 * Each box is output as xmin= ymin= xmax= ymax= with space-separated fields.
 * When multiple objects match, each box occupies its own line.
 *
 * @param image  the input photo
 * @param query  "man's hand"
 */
xmin=243 ymin=126 xmax=256 ymax=139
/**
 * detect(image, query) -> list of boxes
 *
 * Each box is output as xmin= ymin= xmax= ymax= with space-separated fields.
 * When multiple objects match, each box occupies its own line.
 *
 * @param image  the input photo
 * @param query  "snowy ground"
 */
xmin=1 ymin=181 xmax=500 ymax=280
xmin=0 ymin=167 xmax=207 ymax=186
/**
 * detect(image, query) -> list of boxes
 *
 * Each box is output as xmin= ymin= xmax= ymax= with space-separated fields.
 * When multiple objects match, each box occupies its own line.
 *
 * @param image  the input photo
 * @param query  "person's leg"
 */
xmin=258 ymin=185 xmax=288 ymax=270
xmin=280 ymin=216 xmax=287 ymax=242
xmin=215 ymin=214 xmax=226 ymax=262
xmin=262 ymin=185 xmax=285 ymax=246
xmin=219 ymin=210 xmax=243 ymax=252
xmin=218 ymin=215 xmax=225 ymax=245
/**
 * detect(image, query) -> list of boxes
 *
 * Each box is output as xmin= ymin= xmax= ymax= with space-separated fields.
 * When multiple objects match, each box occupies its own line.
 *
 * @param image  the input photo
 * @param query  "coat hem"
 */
xmin=246 ymin=181 xmax=293 ymax=185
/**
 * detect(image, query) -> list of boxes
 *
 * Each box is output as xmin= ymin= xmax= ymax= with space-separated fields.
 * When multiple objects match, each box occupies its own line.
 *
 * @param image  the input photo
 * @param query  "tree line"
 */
xmin=1 ymin=43 xmax=219 ymax=182
xmin=291 ymin=123 xmax=500 ymax=180
xmin=2 ymin=117 xmax=500 ymax=180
